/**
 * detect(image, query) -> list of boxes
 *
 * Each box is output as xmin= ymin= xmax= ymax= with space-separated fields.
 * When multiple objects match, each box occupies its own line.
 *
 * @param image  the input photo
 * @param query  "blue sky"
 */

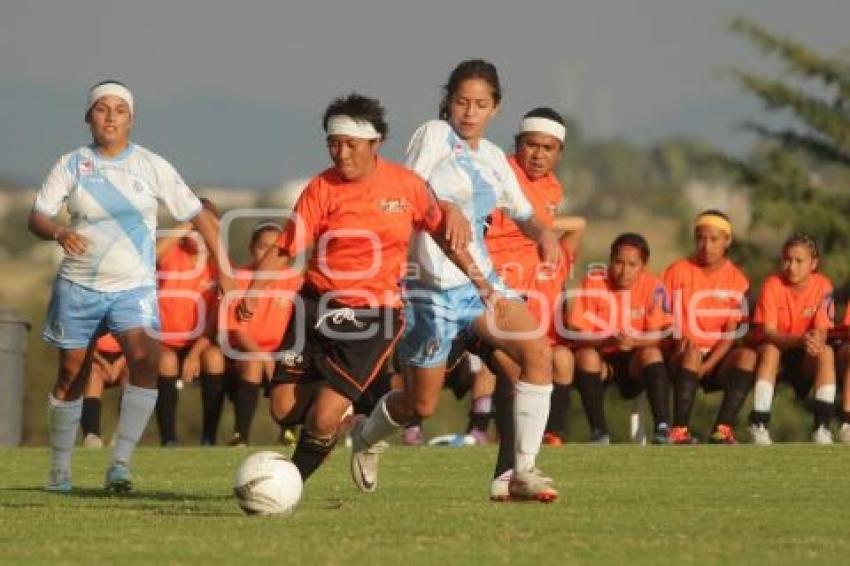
xmin=1 ymin=0 xmax=847 ymax=187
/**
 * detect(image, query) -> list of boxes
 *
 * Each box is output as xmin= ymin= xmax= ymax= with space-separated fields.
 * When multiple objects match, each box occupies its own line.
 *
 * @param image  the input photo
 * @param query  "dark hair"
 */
xmin=696 ymin=209 xmax=730 ymax=222
xmin=250 ymin=220 xmax=282 ymax=248
xmin=322 ymin=93 xmax=388 ymax=140
xmin=438 ymin=59 xmax=502 ymax=120
xmin=514 ymin=106 xmax=566 ymax=150
xmin=782 ymin=231 xmax=820 ymax=259
xmin=610 ymin=232 xmax=650 ymax=263
xmin=199 ymin=197 xmax=220 ymax=219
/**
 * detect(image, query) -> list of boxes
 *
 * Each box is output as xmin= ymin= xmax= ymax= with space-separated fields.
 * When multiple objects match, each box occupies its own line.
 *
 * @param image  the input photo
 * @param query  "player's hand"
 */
xmin=439 ymin=201 xmax=471 ymax=253
xmin=181 ymin=354 xmax=202 ymax=383
xmin=55 ymin=228 xmax=88 ymax=256
xmin=803 ymin=330 xmax=824 ymax=356
xmin=537 ymin=229 xmax=561 ymax=266
xmin=482 ymin=287 xmax=509 ymax=322
xmin=615 ymin=331 xmax=635 ymax=352
xmin=236 ymin=295 xmax=258 ymax=321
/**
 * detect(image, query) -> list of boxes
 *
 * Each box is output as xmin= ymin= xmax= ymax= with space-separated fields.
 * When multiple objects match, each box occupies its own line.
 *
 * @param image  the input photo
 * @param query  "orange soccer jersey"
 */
xmin=96 ymin=333 xmax=122 ymax=355
xmin=753 ymin=272 xmax=834 ymax=337
xmin=277 ymin=158 xmax=442 ymax=308
xmin=157 ymin=240 xmax=218 ymax=348
xmin=662 ymin=257 xmax=750 ymax=349
xmin=224 ymin=268 xmax=304 ymax=353
xmin=568 ymin=270 xmax=672 ymax=348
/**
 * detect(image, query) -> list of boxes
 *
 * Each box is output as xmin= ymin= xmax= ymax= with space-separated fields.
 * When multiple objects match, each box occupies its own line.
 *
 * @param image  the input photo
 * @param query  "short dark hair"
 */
xmin=610 ymin=232 xmax=650 ymax=263
xmin=514 ymin=106 xmax=566 ymax=150
xmin=322 ymin=93 xmax=388 ymax=140
xmin=782 ymin=231 xmax=820 ymax=259
xmin=439 ymin=59 xmax=502 ymax=120
xmin=697 ymin=209 xmax=730 ymax=222
xmin=250 ymin=220 xmax=282 ymax=248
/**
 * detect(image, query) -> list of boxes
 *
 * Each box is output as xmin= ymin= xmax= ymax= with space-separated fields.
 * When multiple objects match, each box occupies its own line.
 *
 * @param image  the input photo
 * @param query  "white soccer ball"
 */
xmin=233 ymin=451 xmax=303 ymax=516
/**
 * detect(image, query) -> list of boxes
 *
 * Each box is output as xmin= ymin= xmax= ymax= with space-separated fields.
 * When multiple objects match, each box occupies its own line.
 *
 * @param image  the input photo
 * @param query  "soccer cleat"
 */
xmin=652 ymin=424 xmax=671 ymax=445
xmin=589 ymin=429 xmax=610 ymax=445
xmin=708 ymin=424 xmax=737 ymax=445
xmin=542 ymin=432 xmax=563 ymax=447
xmin=227 ymin=433 xmax=248 ymax=448
xmin=46 ymin=468 xmax=72 ymax=493
xmin=83 ymin=433 xmax=104 ymax=449
xmin=669 ymin=426 xmax=697 ymax=445
xmin=468 ymin=428 xmax=489 ymax=445
xmin=104 ymin=461 xmax=133 ymax=494
xmin=489 ymin=469 xmax=512 ymax=502
xmin=402 ymin=425 xmax=424 ymax=446
xmin=812 ymin=425 xmax=834 ymax=445
xmin=278 ymin=426 xmax=298 ymax=447
xmin=349 ymin=415 xmax=386 ymax=493
xmin=508 ymin=467 xmax=558 ymax=503
xmin=748 ymin=422 xmax=772 ymax=445
xmin=839 ymin=423 xmax=850 ymax=444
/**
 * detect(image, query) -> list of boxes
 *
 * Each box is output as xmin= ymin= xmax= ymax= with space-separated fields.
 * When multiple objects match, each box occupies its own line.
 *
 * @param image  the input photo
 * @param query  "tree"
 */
xmin=725 ymin=17 xmax=850 ymax=292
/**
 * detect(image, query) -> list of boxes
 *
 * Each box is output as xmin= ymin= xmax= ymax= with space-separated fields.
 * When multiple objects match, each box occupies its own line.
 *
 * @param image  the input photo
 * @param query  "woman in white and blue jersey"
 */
xmin=28 ymin=81 xmax=228 ymax=494
xmin=350 ymin=60 xmax=561 ymax=502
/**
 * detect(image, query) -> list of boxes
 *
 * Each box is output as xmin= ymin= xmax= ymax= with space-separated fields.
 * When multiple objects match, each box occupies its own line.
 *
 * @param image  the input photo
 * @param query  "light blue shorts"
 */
xmin=42 ymin=276 xmax=160 ymax=350
xmin=397 ymin=275 xmax=515 ymax=368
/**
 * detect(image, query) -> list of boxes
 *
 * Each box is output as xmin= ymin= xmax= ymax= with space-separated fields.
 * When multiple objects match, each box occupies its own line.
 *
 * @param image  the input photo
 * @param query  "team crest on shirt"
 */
xmin=79 ymin=160 xmax=94 ymax=175
xmin=453 ymin=142 xmax=464 ymax=155
xmin=281 ymin=350 xmax=304 ymax=368
xmin=378 ymin=198 xmax=410 ymax=213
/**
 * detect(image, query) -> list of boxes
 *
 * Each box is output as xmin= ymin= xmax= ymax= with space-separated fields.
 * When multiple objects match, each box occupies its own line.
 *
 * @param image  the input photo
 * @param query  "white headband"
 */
xmin=326 ymin=115 xmax=381 ymax=140
xmin=87 ymin=83 xmax=134 ymax=116
xmin=520 ymin=117 xmax=566 ymax=142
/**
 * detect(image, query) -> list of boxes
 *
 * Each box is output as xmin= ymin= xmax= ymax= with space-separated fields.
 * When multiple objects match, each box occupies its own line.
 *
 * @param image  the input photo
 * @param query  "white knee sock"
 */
xmin=112 ymin=385 xmax=158 ymax=465
xmin=753 ymin=380 xmax=775 ymax=414
xmin=360 ymin=392 xmax=402 ymax=446
xmin=48 ymin=395 xmax=83 ymax=473
xmin=815 ymin=384 xmax=836 ymax=403
xmin=514 ymin=381 xmax=553 ymax=472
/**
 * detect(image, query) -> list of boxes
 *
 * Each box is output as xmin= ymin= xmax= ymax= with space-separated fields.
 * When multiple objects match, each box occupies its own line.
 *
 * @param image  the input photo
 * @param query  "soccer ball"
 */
xmin=233 ymin=451 xmax=303 ymax=516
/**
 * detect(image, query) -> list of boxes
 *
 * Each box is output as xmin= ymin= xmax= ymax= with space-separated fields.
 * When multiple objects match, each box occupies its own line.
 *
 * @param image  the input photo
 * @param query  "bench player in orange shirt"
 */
xmin=831 ymin=302 xmax=850 ymax=442
xmin=569 ymin=233 xmax=673 ymax=444
xmin=222 ymin=221 xmax=303 ymax=446
xmin=155 ymin=199 xmax=221 ymax=446
xmin=80 ymin=334 xmax=128 ymax=448
xmin=747 ymin=232 xmax=836 ymax=445
xmin=485 ymin=107 xmax=585 ymax=452
xmin=663 ymin=210 xmax=756 ymax=444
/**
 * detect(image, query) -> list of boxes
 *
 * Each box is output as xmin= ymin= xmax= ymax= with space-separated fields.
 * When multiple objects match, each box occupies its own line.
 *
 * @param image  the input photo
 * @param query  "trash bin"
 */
xmin=0 ymin=307 xmax=30 ymax=446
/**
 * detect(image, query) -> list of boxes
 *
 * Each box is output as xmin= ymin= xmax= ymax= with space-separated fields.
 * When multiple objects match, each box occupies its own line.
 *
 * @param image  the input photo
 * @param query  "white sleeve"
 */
xmin=151 ymin=155 xmax=202 ymax=221
xmin=33 ymin=157 xmax=73 ymax=217
xmin=405 ymin=120 xmax=446 ymax=181
xmin=496 ymin=153 xmax=533 ymax=221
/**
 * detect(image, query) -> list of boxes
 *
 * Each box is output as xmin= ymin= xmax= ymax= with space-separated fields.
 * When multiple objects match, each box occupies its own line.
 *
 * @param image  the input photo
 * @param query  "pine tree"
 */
xmin=725 ymin=17 xmax=850 ymax=289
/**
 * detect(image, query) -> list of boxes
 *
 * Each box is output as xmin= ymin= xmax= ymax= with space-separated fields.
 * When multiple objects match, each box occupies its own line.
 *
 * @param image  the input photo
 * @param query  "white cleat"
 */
xmin=839 ymin=423 xmax=850 ymax=444
xmin=812 ymin=425 xmax=834 ymax=445
xmin=508 ymin=467 xmax=559 ymax=503
xmin=83 ymin=433 xmax=103 ymax=449
xmin=490 ymin=469 xmax=512 ymax=502
xmin=349 ymin=415 xmax=386 ymax=493
xmin=748 ymin=423 xmax=773 ymax=446
xmin=46 ymin=468 xmax=72 ymax=493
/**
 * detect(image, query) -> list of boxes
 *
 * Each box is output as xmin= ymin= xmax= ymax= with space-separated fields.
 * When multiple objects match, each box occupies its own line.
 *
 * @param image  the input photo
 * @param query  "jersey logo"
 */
xmin=79 ymin=160 xmax=94 ymax=175
xmin=378 ymin=198 xmax=410 ymax=213
xmin=281 ymin=350 xmax=304 ymax=368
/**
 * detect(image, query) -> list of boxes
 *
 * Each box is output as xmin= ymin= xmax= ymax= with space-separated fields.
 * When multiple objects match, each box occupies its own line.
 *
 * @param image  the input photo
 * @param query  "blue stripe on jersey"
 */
xmin=443 ymin=129 xmax=498 ymax=237
xmin=65 ymin=151 xmax=156 ymax=277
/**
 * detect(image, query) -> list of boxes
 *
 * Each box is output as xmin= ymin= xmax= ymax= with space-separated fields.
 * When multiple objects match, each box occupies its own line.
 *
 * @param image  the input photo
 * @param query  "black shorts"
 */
xmin=777 ymin=348 xmax=812 ymax=399
xmin=603 ymin=351 xmax=644 ymax=399
xmin=272 ymin=287 xmax=405 ymax=403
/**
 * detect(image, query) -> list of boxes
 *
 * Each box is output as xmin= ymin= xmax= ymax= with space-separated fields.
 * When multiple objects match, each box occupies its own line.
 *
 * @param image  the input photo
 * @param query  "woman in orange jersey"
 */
xmin=223 ymin=221 xmax=303 ymax=446
xmin=569 ymin=233 xmax=672 ymax=444
xmin=155 ymin=199 xmax=221 ymax=446
xmin=831 ymin=304 xmax=850 ymax=443
xmin=80 ymin=334 xmax=128 ymax=448
xmin=237 ymin=93 xmax=475 ymax=484
xmin=485 ymin=107 xmax=585 ymax=450
xmin=663 ymin=210 xmax=755 ymax=445
xmin=747 ymin=232 xmax=836 ymax=445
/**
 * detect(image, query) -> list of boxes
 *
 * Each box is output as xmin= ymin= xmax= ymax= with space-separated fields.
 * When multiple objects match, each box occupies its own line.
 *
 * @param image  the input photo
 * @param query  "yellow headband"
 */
xmin=695 ymin=214 xmax=732 ymax=237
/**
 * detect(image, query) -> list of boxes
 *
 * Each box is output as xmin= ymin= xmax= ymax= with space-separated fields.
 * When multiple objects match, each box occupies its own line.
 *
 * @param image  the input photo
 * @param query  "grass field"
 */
xmin=1 ymin=445 xmax=849 ymax=565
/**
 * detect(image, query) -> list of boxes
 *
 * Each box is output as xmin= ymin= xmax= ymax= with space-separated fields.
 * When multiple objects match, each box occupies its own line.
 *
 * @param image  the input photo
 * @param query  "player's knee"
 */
xmin=158 ymin=347 xmax=180 ymax=376
xmin=308 ymin=408 xmax=345 ymax=438
xmin=682 ymin=342 xmax=702 ymax=367
xmin=758 ymin=343 xmax=781 ymax=361
xmin=731 ymin=347 xmax=758 ymax=371
xmin=201 ymin=345 xmax=225 ymax=373
xmin=552 ymin=345 xmax=574 ymax=385
xmin=638 ymin=346 xmax=663 ymax=365
xmin=412 ymin=396 xmax=439 ymax=420
xmin=517 ymin=339 xmax=552 ymax=381
xmin=575 ymin=347 xmax=600 ymax=371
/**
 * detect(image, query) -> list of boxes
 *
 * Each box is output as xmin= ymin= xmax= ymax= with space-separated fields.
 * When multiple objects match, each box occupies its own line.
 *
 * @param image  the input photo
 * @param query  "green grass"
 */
xmin=1 ymin=445 xmax=850 ymax=565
